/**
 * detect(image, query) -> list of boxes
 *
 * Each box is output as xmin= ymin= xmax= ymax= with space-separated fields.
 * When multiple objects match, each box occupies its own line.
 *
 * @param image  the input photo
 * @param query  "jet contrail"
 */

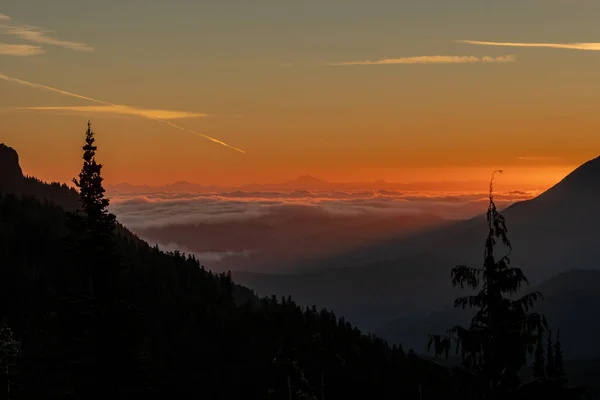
xmin=0 ymin=72 xmax=245 ymax=154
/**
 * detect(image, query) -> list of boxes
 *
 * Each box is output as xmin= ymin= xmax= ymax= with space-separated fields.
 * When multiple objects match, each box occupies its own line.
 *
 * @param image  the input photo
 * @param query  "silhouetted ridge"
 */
xmin=0 ymin=143 xmax=24 ymax=190
xmin=0 ymin=144 xmax=81 ymax=210
xmin=535 ymin=155 xmax=600 ymax=203
xmin=536 ymin=269 xmax=600 ymax=296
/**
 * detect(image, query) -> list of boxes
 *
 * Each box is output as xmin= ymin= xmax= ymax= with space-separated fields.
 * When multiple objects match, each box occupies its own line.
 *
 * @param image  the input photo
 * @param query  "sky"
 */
xmin=1 ymin=0 xmax=600 ymax=188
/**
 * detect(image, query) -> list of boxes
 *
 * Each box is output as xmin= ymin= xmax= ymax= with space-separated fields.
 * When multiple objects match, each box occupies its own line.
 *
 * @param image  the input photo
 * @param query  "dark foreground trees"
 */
xmin=429 ymin=171 xmax=585 ymax=399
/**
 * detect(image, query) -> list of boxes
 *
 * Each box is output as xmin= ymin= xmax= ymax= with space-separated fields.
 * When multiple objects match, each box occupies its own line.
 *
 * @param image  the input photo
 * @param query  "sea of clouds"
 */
xmin=107 ymin=189 xmax=541 ymax=271
xmin=109 ymin=189 xmax=539 ymax=230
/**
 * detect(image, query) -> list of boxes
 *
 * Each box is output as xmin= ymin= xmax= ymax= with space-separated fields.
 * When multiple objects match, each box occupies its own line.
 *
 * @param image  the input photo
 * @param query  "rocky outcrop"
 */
xmin=0 ymin=144 xmax=24 ymax=191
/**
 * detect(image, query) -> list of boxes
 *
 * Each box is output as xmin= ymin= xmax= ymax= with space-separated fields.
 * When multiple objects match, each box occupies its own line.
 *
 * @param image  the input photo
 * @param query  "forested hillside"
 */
xmin=0 ymin=137 xmax=456 ymax=398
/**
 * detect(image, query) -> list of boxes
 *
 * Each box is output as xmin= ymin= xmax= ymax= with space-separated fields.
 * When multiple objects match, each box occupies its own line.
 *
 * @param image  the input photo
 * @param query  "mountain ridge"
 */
xmin=106 ymin=176 xmax=550 ymax=194
xmin=0 ymin=143 xmax=24 ymax=190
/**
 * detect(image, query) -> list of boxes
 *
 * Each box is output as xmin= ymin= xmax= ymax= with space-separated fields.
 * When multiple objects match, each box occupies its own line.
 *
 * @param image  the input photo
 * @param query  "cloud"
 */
xmin=107 ymin=189 xmax=540 ymax=270
xmin=150 ymin=241 xmax=255 ymax=262
xmin=0 ymin=73 xmax=245 ymax=154
xmin=108 ymin=189 xmax=539 ymax=229
xmin=0 ymin=43 xmax=45 ymax=56
xmin=0 ymin=16 xmax=93 ymax=52
xmin=15 ymin=105 xmax=208 ymax=120
xmin=328 ymin=55 xmax=516 ymax=66
xmin=517 ymin=156 xmax=564 ymax=161
xmin=459 ymin=40 xmax=600 ymax=51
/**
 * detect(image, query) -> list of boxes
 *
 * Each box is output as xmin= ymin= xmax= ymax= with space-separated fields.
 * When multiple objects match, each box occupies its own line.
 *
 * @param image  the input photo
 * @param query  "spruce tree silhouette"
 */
xmin=72 ymin=121 xmax=117 ymax=247
xmin=533 ymin=332 xmax=546 ymax=379
xmin=69 ymin=121 xmax=118 ymax=296
xmin=428 ymin=171 xmax=547 ymax=398
xmin=554 ymin=330 xmax=565 ymax=381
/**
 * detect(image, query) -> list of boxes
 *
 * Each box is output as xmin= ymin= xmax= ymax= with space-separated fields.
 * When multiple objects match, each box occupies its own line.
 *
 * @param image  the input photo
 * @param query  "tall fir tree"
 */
xmin=533 ymin=332 xmax=546 ymax=379
xmin=429 ymin=171 xmax=547 ymax=398
xmin=72 ymin=121 xmax=117 ymax=248
xmin=68 ymin=121 xmax=118 ymax=296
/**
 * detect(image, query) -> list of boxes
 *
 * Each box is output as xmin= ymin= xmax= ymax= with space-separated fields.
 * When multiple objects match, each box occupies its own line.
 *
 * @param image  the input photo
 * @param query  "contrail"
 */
xmin=0 ymin=72 xmax=245 ymax=154
xmin=0 ymin=73 xmax=114 ymax=105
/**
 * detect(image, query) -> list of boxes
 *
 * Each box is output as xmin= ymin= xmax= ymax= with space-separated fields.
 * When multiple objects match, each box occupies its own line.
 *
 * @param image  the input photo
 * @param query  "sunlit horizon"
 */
xmin=2 ymin=1 xmax=599 ymax=192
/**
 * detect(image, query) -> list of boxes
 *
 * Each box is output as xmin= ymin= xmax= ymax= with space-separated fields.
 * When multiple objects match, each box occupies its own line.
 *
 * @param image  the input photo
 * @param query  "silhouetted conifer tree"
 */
xmin=533 ymin=332 xmax=546 ymax=379
xmin=429 ymin=171 xmax=546 ymax=398
xmin=71 ymin=123 xmax=116 ymax=231
xmin=554 ymin=330 xmax=565 ymax=380
xmin=547 ymin=330 xmax=555 ymax=379
xmin=69 ymin=121 xmax=118 ymax=295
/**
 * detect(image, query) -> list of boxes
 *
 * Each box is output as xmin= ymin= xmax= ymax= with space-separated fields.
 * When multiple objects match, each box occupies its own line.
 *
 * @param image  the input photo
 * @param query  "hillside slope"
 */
xmin=0 ymin=143 xmax=459 ymax=399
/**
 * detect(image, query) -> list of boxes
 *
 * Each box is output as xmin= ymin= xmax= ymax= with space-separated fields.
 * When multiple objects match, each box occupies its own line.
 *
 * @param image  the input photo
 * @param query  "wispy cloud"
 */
xmin=0 ymin=73 xmax=245 ymax=154
xmin=0 ymin=43 xmax=45 ymax=56
xmin=0 ymin=14 xmax=93 ymax=52
xmin=459 ymin=40 xmax=600 ymax=51
xmin=15 ymin=105 xmax=208 ymax=120
xmin=327 ymin=55 xmax=516 ymax=66
xmin=517 ymin=156 xmax=564 ymax=162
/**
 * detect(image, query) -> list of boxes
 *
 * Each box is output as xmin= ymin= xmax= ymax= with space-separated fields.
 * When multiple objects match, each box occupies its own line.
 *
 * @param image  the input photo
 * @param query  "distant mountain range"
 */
xmin=233 ymin=155 xmax=600 ymax=358
xmin=107 ymin=174 xmax=548 ymax=194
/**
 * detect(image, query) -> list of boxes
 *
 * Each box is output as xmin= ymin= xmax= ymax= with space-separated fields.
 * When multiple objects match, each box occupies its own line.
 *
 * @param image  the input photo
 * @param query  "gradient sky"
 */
xmin=1 ymin=0 xmax=600 ymax=187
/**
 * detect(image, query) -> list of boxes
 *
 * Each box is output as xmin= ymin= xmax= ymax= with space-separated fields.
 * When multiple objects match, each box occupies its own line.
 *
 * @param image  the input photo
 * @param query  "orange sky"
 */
xmin=1 ymin=2 xmax=599 ymax=189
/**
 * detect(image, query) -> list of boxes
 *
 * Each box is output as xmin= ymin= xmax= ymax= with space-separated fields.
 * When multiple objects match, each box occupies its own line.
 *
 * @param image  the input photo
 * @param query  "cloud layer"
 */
xmin=0 ymin=43 xmax=44 ymax=56
xmin=108 ymin=189 xmax=539 ymax=271
xmin=328 ymin=55 xmax=516 ymax=66
xmin=459 ymin=40 xmax=600 ymax=51
xmin=15 ymin=105 xmax=208 ymax=120
xmin=0 ymin=14 xmax=93 ymax=53
xmin=109 ymin=189 xmax=538 ymax=229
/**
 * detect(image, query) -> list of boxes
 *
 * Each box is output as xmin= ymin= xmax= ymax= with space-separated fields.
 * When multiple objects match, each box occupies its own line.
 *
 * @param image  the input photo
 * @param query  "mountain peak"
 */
xmin=0 ymin=144 xmax=24 ymax=190
xmin=535 ymin=155 xmax=600 ymax=203
xmin=293 ymin=175 xmax=325 ymax=183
